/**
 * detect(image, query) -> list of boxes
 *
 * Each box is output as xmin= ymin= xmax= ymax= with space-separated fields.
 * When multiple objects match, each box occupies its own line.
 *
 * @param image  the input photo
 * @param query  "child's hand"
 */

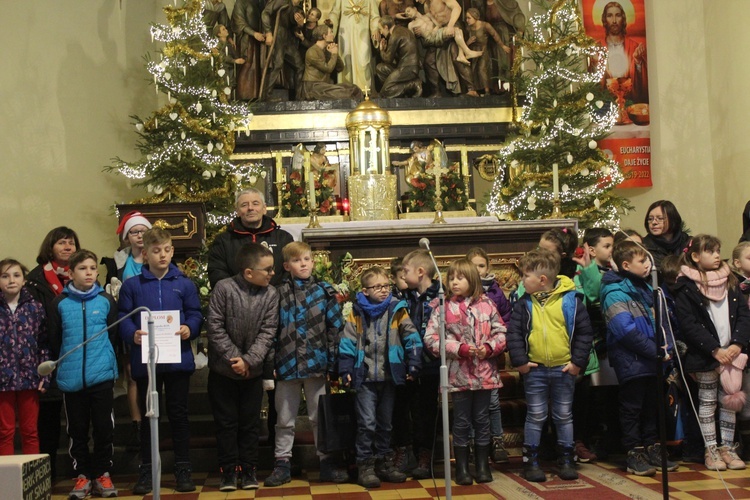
xmin=176 ymin=325 xmax=191 ymax=340
xmin=562 ymin=362 xmax=580 ymax=376
xmin=230 ymin=357 xmax=249 ymax=378
xmin=476 ymin=344 xmax=488 ymax=359
xmin=572 ymin=243 xmax=590 ymax=267
xmin=714 ymin=345 xmax=741 ymax=365
xmin=134 ymin=329 xmax=148 ymax=345
xmin=341 ymin=373 xmax=352 ymax=386
xmin=38 ymin=380 xmax=46 ymax=393
xmin=516 ymin=362 xmax=538 ymax=374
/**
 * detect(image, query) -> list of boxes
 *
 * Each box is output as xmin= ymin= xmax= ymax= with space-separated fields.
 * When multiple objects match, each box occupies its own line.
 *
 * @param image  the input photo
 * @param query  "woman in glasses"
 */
xmin=101 ymin=210 xmax=153 ymax=453
xmin=642 ymin=200 xmax=690 ymax=271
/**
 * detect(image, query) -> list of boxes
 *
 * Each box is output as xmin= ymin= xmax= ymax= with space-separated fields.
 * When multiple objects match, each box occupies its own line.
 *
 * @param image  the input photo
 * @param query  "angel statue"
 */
xmin=392 ymin=140 xmax=428 ymax=181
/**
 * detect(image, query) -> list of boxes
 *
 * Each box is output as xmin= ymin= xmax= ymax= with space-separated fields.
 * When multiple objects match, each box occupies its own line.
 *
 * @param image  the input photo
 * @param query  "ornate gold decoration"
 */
xmin=153 ymin=218 xmax=189 ymax=233
xmin=348 ymin=174 xmax=398 ymax=221
xmin=344 ymin=0 xmax=368 ymax=21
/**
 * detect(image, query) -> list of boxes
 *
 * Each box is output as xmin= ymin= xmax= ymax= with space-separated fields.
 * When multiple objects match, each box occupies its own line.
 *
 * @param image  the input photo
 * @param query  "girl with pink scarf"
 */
xmin=673 ymin=235 xmax=750 ymax=471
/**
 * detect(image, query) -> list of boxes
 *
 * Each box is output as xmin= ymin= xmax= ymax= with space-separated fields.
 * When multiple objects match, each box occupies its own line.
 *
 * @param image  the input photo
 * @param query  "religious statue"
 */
xmin=465 ymin=8 xmax=509 ymax=95
xmin=412 ymin=0 xmax=479 ymax=97
xmin=214 ymin=24 xmax=246 ymax=89
xmin=295 ymin=7 xmax=322 ymax=60
xmin=379 ymin=0 xmax=415 ymax=26
xmin=231 ymin=0 xmax=265 ymax=100
xmin=310 ymin=143 xmax=339 ymax=191
xmin=261 ymin=0 xmax=306 ymax=100
xmin=298 ymin=25 xmax=364 ymax=100
xmin=470 ymin=0 xmax=525 ymax=88
xmin=402 ymin=6 xmax=482 ymax=65
xmin=204 ymin=0 xmax=231 ymax=34
xmin=392 ymin=140 xmax=429 ymax=181
xmin=375 ymin=16 xmax=422 ymax=98
xmin=328 ymin=0 xmax=380 ymax=90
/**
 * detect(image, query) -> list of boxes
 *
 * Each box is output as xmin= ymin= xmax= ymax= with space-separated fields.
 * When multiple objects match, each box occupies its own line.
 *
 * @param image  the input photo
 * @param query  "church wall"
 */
xmin=0 ymin=0 xmax=746 ymax=266
xmin=703 ymin=0 xmax=750 ymax=249
xmin=0 ymin=2 xmax=161 ymax=264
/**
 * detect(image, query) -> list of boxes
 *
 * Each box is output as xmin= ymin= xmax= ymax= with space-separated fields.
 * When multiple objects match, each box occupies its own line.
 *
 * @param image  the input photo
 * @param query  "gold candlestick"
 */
xmin=551 ymin=197 xmax=563 ymax=218
xmin=307 ymin=207 xmax=322 ymax=228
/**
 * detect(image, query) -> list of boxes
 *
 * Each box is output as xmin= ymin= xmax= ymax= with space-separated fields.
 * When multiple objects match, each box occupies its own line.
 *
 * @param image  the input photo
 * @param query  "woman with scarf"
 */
xmin=642 ymin=200 xmax=691 ymax=272
xmin=26 ymin=226 xmax=80 ymax=480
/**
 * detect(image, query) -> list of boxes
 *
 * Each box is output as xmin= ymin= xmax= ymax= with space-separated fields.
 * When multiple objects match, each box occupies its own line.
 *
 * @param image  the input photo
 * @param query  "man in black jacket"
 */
xmin=208 ymin=188 xmax=294 ymax=288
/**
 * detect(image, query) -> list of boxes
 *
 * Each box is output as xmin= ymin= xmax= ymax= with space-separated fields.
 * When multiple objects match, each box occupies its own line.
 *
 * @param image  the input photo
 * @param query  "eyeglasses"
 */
xmin=128 ymin=229 xmax=147 ymax=236
xmin=365 ymin=284 xmax=390 ymax=292
xmin=647 ymin=216 xmax=665 ymax=223
xmin=253 ymin=267 xmax=275 ymax=274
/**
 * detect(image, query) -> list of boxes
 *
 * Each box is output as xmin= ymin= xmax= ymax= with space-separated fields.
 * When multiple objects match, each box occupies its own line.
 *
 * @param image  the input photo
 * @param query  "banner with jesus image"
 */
xmin=581 ymin=0 xmax=651 ymax=188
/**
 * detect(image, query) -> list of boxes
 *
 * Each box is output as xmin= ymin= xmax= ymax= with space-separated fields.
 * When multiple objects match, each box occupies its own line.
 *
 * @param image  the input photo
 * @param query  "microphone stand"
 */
xmin=145 ymin=312 xmax=161 ymax=500
xmin=618 ymin=231 xmax=669 ymax=498
xmin=650 ymin=258 xmax=670 ymax=499
xmin=423 ymin=244 xmax=452 ymax=499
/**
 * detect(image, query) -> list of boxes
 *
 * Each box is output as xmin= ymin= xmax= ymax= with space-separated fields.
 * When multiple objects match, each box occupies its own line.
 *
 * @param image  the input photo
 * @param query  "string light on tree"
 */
xmin=107 ymin=0 xmax=257 ymax=246
xmin=487 ymin=0 xmax=632 ymax=229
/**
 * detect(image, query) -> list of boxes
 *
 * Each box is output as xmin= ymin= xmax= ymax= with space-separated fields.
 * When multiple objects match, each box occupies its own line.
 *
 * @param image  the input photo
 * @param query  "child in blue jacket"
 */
xmin=49 ymin=250 xmax=118 ymax=499
xmin=339 ymin=266 xmax=422 ymax=489
xmin=118 ymin=228 xmax=203 ymax=494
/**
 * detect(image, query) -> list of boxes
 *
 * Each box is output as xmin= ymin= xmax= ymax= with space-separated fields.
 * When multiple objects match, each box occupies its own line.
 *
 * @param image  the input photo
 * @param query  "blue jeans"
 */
xmin=355 ymin=381 xmax=396 ymax=462
xmin=489 ymin=388 xmax=503 ymax=438
xmin=523 ymin=365 xmax=576 ymax=447
xmin=453 ymin=390 xmax=491 ymax=447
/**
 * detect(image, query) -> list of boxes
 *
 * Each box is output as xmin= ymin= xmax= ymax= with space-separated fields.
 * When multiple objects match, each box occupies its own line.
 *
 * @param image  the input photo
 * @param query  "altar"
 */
xmin=279 ymin=217 xmax=576 ymax=288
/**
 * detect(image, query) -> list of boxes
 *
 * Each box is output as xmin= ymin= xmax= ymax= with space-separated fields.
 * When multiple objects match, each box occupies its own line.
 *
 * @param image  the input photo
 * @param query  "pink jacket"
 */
xmin=424 ymin=295 xmax=506 ymax=392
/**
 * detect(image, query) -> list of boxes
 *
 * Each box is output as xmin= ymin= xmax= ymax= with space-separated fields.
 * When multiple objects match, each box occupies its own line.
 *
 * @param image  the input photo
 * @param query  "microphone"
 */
xmin=38 ymin=306 xmax=152 ymax=376
xmin=419 ymin=237 xmax=431 ymax=250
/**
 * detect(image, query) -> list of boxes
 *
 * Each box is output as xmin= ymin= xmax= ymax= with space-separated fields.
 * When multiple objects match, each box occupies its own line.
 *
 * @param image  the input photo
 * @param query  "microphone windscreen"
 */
xmin=37 ymin=361 xmax=56 ymax=376
xmin=419 ymin=238 xmax=430 ymax=250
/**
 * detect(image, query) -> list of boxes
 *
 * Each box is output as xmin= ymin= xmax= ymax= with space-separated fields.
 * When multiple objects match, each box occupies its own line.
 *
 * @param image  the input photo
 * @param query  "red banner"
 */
xmin=581 ymin=0 xmax=651 ymax=188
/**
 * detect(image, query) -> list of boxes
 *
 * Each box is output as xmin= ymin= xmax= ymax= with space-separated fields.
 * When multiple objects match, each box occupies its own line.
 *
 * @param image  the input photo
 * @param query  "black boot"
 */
xmin=522 ymin=445 xmax=546 ymax=482
xmin=132 ymin=464 xmax=152 ymax=495
xmin=557 ymin=445 xmax=578 ymax=480
xmin=453 ymin=445 xmax=472 ymax=485
xmin=474 ymin=444 xmax=493 ymax=483
xmin=174 ymin=462 xmax=196 ymax=492
xmin=357 ymin=458 xmax=381 ymax=488
xmin=375 ymin=455 xmax=407 ymax=483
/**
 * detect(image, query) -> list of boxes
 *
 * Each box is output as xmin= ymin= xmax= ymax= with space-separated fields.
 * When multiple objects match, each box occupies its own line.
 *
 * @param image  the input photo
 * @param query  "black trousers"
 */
xmin=38 ymin=398 xmax=63 ymax=479
xmin=619 ymin=376 xmax=659 ymax=451
xmin=63 ymin=381 xmax=115 ymax=478
xmin=392 ymin=375 xmax=441 ymax=452
xmin=207 ymin=371 xmax=263 ymax=470
xmin=136 ymin=371 xmax=191 ymax=465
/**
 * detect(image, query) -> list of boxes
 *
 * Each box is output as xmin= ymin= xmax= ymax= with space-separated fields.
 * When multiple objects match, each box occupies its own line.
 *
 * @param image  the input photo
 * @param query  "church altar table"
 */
xmin=281 ymin=217 xmax=577 ymax=269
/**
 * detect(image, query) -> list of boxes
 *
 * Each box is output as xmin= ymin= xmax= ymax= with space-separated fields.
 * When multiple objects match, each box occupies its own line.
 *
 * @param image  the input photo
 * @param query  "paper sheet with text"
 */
xmin=140 ymin=311 xmax=182 ymax=364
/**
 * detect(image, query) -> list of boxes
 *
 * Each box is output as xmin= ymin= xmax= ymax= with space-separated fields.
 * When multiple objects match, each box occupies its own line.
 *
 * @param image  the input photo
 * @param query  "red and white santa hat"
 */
xmin=116 ymin=211 xmax=152 ymax=241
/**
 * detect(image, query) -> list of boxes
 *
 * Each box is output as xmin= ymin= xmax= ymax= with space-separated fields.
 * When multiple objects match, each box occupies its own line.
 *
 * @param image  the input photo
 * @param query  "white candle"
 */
xmin=154 ymin=117 xmax=158 ymax=128
xmin=225 ymin=46 xmax=228 ymax=56
xmin=570 ymin=83 xmax=573 ymax=93
xmin=183 ymin=66 xmax=186 ymax=76
xmin=153 ymin=74 xmax=157 ymax=84
xmin=155 ymin=84 xmax=158 ymax=95
xmin=307 ymin=157 xmax=316 ymax=210
xmin=528 ymin=1 xmax=531 ymax=11
xmin=552 ymin=163 xmax=559 ymax=197
xmin=210 ymin=56 xmax=214 ymax=67
xmin=168 ymin=91 xmax=171 ymax=101
xmin=151 ymin=31 xmax=154 ymax=43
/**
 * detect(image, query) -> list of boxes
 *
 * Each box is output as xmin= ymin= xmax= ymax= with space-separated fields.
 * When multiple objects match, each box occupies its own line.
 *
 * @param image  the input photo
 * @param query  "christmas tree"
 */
xmin=486 ymin=0 xmax=632 ymax=229
xmin=106 ymin=0 xmax=260 ymax=235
